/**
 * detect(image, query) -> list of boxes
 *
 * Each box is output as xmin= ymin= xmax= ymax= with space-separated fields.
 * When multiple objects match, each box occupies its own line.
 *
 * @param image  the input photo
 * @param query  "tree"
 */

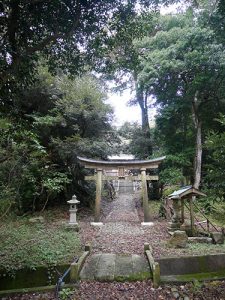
xmin=28 ymin=69 xmax=116 ymax=207
xmin=0 ymin=66 xmax=116 ymax=213
xmin=0 ymin=0 xmax=155 ymax=112
xmin=0 ymin=119 xmax=70 ymax=213
xmin=205 ymin=114 xmax=225 ymax=198
xmin=91 ymin=12 xmax=158 ymax=156
xmin=118 ymin=121 xmax=153 ymax=159
xmin=137 ymin=13 xmax=225 ymax=188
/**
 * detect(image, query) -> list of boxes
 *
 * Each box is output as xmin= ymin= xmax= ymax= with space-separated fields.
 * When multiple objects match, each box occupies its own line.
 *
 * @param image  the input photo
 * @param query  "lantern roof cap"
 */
xmin=67 ymin=195 xmax=80 ymax=204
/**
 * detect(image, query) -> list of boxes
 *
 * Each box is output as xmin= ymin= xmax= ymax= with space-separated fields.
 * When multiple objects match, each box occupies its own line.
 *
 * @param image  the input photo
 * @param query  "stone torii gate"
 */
xmin=77 ymin=156 xmax=166 ymax=225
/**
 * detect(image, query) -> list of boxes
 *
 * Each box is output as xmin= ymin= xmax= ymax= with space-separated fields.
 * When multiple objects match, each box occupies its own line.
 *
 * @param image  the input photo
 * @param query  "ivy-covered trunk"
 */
xmin=192 ymin=91 xmax=202 ymax=189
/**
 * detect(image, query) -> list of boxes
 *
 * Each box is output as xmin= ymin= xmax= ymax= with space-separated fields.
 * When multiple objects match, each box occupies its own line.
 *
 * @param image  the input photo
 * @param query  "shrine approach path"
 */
xmin=79 ymin=189 xmax=168 ymax=257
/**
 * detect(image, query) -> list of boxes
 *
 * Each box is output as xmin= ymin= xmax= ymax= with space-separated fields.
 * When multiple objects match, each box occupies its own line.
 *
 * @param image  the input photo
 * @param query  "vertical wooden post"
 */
xmin=95 ymin=168 xmax=102 ymax=222
xmin=190 ymin=196 xmax=195 ymax=236
xmin=181 ymin=200 xmax=184 ymax=224
xmin=141 ymin=168 xmax=151 ymax=222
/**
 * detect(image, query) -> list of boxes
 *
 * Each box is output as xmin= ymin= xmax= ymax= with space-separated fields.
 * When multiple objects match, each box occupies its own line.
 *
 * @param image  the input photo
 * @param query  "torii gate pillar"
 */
xmin=95 ymin=168 xmax=102 ymax=223
xmin=141 ymin=168 xmax=151 ymax=222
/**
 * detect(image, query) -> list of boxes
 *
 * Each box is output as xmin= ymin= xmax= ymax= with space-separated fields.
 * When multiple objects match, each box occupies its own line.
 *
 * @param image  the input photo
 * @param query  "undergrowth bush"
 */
xmin=0 ymin=219 xmax=81 ymax=276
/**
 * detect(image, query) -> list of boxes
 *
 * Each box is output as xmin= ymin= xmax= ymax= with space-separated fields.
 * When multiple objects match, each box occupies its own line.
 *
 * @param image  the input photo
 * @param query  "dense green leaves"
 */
xmin=0 ymin=0 xmax=155 ymax=112
xmin=135 ymin=12 xmax=225 ymax=188
xmin=205 ymin=115 xmax=225 ymax=197
xmin=0 ymin=67 xmax=115 ymax=214
xmin=1 ymin=0 xmax=225 ymax=216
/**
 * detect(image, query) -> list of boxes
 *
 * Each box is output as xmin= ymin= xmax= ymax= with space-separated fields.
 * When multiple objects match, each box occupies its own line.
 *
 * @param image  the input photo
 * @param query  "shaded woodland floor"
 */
xmin=2 ymin=191 xmax=225 ymax=299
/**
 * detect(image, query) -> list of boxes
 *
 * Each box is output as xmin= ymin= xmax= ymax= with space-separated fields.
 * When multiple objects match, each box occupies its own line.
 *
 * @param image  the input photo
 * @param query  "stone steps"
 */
xmin=80 ymin=253 xmax=152 ymax=282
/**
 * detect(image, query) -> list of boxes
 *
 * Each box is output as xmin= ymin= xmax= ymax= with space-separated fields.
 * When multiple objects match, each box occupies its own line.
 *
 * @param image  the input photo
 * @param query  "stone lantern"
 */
xmin=67 ymin=194 xmax=80 ymax=230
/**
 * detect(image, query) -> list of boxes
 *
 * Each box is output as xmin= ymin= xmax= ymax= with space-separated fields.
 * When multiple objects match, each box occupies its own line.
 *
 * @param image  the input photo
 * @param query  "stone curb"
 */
xmin=0 ymin=283 xmax=77 ymax=296
xmin=70 ymin=244 xmax=91 ymax=282
xmin=144 ymin=243 xmax=160 ymax=288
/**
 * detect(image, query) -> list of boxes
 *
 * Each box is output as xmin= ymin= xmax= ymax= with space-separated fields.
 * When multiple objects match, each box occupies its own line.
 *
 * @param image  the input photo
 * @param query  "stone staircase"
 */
xmin=80 ymin=253 xmax=151 ymax=281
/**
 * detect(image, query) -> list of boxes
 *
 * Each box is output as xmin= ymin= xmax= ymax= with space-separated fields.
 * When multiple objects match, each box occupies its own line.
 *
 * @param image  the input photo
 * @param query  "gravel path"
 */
xmin=79 ymin=191 xmax=225 ymax=259
xmin=94 ymin=192 xmax=148 ymax=254
xmin=79 ymin=191 xmax=169 ymax=256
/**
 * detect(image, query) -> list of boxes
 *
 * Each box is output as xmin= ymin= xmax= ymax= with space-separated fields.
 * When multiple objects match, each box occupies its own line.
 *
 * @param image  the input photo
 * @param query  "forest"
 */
xmin=1 ymin=0 xmax=225 ymax=298
xmin=1 ymin=0 xmax=224 ymax=216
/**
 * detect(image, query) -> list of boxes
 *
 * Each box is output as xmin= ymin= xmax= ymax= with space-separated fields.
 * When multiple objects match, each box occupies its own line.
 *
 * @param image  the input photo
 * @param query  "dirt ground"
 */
xmin=2 ymin=280 xmax=225 ymax=300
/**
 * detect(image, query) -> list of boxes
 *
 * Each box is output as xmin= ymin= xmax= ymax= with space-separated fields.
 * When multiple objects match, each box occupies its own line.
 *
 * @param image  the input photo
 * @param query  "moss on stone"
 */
xmin=0 ymin=264 xmax=70 ymax=291
xmin=161 ymin=270 xmax=225 ymax=283
xmin=198 ymin=256 xmax=208 ymax=273
xmin=114 ymin=271 xmax=152 ymax=282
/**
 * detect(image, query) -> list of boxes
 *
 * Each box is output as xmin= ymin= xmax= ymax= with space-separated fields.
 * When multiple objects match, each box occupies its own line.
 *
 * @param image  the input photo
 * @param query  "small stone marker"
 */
xmin=90 ymin=222 xmax=103 ymax=227
xmin=167 ymin=230 xmax=188 ymax=248
xmin=141 ymin=222 xmax=154 ymax=226
xmin=28 ymin=216 xmax=44 ymax=223
xmin=67 ymin=194 xmax=80 ymax=230
xmin=211 ymin=232 xmax=224 ymax=244
xmin=171 ymin=287 xmax=180 ymax=299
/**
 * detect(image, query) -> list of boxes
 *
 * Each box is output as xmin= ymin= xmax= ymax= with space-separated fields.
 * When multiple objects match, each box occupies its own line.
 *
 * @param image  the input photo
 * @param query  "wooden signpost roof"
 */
xmin=77 ymin=156 xmax=166 ymax=170
xmin=169 ymin=186 xmax=206 ymax=200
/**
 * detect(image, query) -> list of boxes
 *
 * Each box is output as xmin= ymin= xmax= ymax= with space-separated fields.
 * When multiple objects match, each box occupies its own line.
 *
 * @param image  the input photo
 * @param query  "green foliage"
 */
xmin=118 ymin=122 xmax=152 ymax=159
xmin=129 ymin=126 xmax=152 ymax=159
xmin=199 ymin=114 xmax=225 ymax=213
xmin=0 ymin=66 xmax=116 ymax=213
xmin=159 ymin=167 xmax=185 ymax=186
xmin=59 ymin=288 xmax=74 ymax=300
xmin=135 ymin=11 xmax=225 ymax=184
xmin=0 ymin=187 xmax=16 ymax=215
xmin=0 ymin=118 xmax=72 ymax=213
xmin=43 ymin=173 xmax=70 ymax=195
xmin=207 ymin=201 xmax=225 ymax=226
xmin=0 ymin=219 xmax=81 ymax=275
xmin=162 ymin=186 xmax=178 ymax=197
xmin=204 ymin=114 xmax=225 ymax=198
xmin=1 ymin=0 xmax=154 ymax=110
xmin=191 ymin=280 xmax=203 ymax=293
xmin=138 ymin=13 xmax=225 ymax=111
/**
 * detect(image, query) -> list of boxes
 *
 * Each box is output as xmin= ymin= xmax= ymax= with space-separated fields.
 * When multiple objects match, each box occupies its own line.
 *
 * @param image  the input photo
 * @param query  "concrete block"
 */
xmin=90 ymin=222 xmax=103 ymax=227
xmin=141 ymin=222 xmax=154 ymax=226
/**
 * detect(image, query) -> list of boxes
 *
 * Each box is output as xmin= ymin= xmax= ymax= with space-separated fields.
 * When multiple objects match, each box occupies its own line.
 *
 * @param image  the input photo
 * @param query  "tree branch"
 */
xmin=0 ymin=0 xmax=81 ymax=85
xmin=26 ymin=1 xmax=81 ymax=54
xmin=8 ymin=0 xmax=20 ymax=62
xmin=0 ymin=156 xmax=9 ymax=164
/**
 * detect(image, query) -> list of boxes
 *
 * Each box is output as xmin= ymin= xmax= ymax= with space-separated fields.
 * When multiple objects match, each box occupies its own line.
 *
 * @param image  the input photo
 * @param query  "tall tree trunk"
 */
xmin=135 ymin=80 xmax=152 ymax=157
xmin=192 ymin=91 xmax=202 ymax=189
